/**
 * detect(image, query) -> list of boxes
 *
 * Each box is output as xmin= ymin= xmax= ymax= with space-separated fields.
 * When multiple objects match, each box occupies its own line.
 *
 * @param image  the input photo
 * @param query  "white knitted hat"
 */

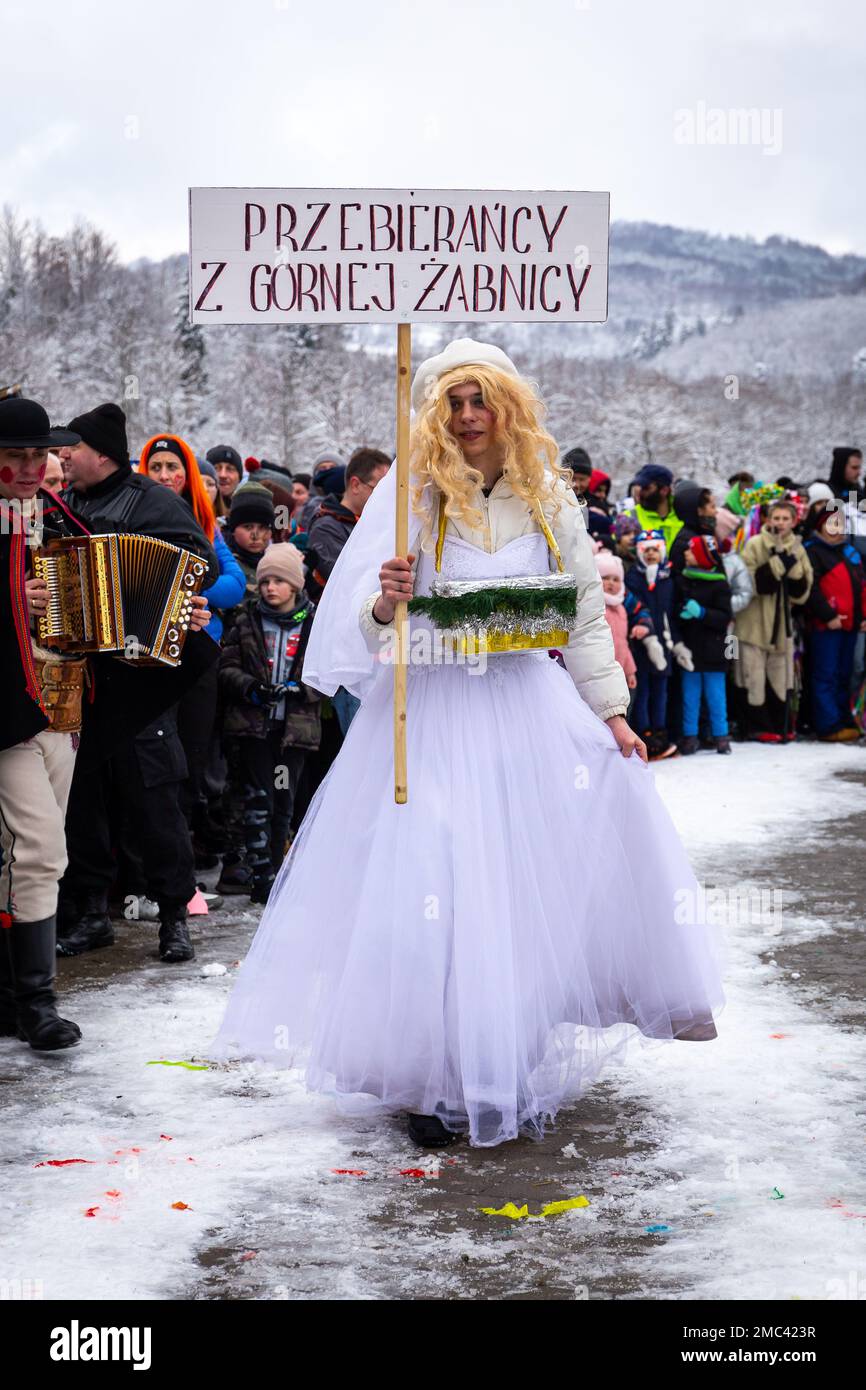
xmin=807 ymin=481 xmax=834 ymax=505
xmin=410 ymin=337 xmax=521 ymax=412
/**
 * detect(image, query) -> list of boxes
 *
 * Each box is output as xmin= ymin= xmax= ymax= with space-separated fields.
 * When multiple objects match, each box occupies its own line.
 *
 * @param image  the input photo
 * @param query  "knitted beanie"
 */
xmin=635 ymin=528 xmax=667 ymax=565
xmin=256 ymin=542 xmax=305 ymax=590
xmin=66 ymin=402 xmax=130 ymax=466
xmin=206 ymin=444 xmax=243 ymax=477
xmin=227 ymin=482 xmax=276 ymax=529
xmin=688 ymin=535 xmax=720 ymax=570
xmin=594 ymin=551 xmax=625 ymax=582
xmin=246 ymin=456 xmax=294 ymax=489
xmin=312 ymin=450 xmax=348 ymax=474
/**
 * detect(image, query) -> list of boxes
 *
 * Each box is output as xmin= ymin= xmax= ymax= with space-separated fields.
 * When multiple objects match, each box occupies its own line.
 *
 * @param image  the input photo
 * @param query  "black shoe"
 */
xmin=158 ymin=907 xmax=195 ymax=963
xmin=406 ymin=1112 xmax=457 ymax=1147
xmin=0 ymin=928 xmax=18 ymax=1037
xmin=715 ymin=735 xmax=732 ymax=755
xmin=215 ymin=859 xmax=253 ymax=895
xmin=248 ymin=876 xmax=275 ymax=906
xmin=56 ymin=890 xmax=115 ymax=957
xmin=648 ymin=728 xmax=678 ymax=761
xmin=8 ymin=917 xmax=81 ymax=1050
xmin=679 ymin=735 xmax=699 ymax=756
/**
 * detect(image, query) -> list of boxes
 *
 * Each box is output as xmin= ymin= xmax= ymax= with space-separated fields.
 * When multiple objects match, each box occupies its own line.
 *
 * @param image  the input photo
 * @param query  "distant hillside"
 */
xmin=652 ymin=294 xmax=866 ymax=384
xmin=515 ymin=221 xmax=866 ymax=365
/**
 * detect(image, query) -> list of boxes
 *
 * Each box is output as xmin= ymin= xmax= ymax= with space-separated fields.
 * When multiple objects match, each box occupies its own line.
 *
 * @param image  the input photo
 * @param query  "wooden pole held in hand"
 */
xmin=394 ymin=322 xmax=411 ymax=804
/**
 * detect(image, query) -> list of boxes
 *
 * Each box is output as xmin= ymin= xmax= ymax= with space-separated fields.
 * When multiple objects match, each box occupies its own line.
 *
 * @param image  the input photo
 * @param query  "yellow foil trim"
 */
xmin=435 ymin=493 xmax=447 ymax=573
xmin=443 ymin=626 xmax=569 ymax=655
xmin=531 ymin=497 xmax=564 ymax=573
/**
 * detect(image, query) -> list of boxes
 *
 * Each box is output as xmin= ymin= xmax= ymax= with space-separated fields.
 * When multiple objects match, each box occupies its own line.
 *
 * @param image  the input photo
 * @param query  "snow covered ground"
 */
xmin=2 ymin=744 xmax=865 ymax=1302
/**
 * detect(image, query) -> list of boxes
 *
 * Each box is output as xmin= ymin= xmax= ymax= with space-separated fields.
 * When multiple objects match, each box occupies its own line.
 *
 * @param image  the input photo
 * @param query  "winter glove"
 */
xmin=778 ymin=551 xmax=798 ymax=572
xmin=679 ymin=599 xmax=704 ymax=621
xmin=768 ymin=554 xmax=787 ymax=581
xmin=672 ymin=641 xmax=695 ymax=672
xmin=642 ymin=634 xmax=668 ymax=671
xmin=248 ymin=680 xmax=284 ymax=706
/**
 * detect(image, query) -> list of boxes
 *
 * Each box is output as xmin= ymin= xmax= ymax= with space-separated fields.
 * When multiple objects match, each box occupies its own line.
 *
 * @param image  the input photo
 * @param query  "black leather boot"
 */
xmin=56 ymin=889 xmax=115 ymax=957
xmin=406 ymin=1112 xmax=457 ymax=1147
xmin=158 ymin=903 xmax=194 ymax=963
xmin=248 ymin=873 xmax=275 ymax=906
xmin=215 ymin=853 xmax=252 ymax=896
xmin=8 ymin=917 xmax=82 ymax=1050
xmin=0 ymin=928 xmax=18 ymax=1037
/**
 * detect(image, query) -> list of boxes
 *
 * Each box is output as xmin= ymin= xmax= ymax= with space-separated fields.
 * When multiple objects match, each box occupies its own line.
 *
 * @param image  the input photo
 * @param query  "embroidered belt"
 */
xmin=32 ymin=656 xmax=88 ymax=734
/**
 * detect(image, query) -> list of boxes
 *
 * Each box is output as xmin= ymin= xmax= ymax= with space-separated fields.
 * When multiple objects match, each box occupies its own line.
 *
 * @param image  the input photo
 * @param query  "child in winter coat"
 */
xmin=625 ymin=530 xmax=681 ymax=760
xmin=803 ymin=505 xmax=866 ymax=741
xmin=734 ymin=498 xmax=812 ymax=742
xmin=673 ymin=534 xmax=734 ymax=754
xmin=219 ymin=544 xmax=322 ymax=902
xmin=595 ymin=551 xmax=637 ymax=689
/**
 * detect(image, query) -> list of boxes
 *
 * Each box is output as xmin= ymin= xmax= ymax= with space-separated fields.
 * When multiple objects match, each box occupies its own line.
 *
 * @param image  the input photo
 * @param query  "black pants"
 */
xmin=177 ymin=662 xmax=219 ymax=833
xmin=290 ymin=697 xmax=343 ymax=830
xmin=233 ymin=734 xmax=306 ymax=886
xmin=61 ymin=710 xmax=195 ymax=913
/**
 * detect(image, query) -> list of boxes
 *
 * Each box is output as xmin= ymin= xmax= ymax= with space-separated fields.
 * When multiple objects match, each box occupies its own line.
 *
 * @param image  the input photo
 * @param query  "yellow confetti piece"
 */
xmin=146 ymin=1060 xmax=209 ymax=1071
xmin=480 ymin=1196 xmax=590 ymax=1220
xmin=480 ymin=1202 xmax=529 ymax=1219
xmin=540 ymin=1196 xmax=590 ymax=1217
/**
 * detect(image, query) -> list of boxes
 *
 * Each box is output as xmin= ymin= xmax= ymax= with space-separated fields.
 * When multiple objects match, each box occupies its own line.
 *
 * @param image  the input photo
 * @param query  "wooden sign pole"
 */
xmin=393 ymin=322 xmax=411 ymax=804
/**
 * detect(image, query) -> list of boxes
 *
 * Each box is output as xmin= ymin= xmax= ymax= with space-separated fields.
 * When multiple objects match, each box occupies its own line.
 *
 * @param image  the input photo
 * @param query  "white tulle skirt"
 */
xmin=210 ymin=651 xmax=725 ymax=1146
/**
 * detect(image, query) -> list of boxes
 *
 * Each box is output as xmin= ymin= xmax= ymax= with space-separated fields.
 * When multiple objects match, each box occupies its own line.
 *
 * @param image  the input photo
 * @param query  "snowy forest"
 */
xmin=2 ymin=205 xmax=865 ymax=492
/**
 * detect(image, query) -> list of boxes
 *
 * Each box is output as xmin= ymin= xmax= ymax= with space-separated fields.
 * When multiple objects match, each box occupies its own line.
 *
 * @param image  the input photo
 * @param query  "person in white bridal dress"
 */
xmin=210 ymin=338 xmax=724 ymax=1149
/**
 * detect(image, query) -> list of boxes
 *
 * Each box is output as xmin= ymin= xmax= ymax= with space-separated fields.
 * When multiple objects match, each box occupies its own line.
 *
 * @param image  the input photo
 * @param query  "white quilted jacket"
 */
xmin=359 ymin=473 xmax=630 ymax=722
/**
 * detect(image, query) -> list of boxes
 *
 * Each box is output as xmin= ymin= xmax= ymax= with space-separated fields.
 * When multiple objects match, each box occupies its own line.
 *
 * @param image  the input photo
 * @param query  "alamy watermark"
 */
xmin=674 ymin=102 xmax=783 ymax=157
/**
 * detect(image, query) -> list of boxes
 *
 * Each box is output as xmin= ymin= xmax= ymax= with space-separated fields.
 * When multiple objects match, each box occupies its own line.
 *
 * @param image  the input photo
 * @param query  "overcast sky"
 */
xmin=4 ymin=0 xmax=864 ymax=263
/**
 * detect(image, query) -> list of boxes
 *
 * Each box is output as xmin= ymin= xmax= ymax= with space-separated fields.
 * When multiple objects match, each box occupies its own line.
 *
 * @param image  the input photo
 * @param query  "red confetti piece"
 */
xmin=330 ymin=1168 xmax=367 ymax=1176
xmin=171 ymin=1201 xmax=191 ymax=1210
xmin=34 ymin=1158 xmax=94 ymax=1168
xmin=84 ymin=1207 xmax=100 ymax=1218
xmin=160 ymin=1134 xmax=173 ymax=1141
xmin=769 ymin=1033 xmax=790 ymax=1039
xmin=398 ymin=1168 xmax=430 ymax=1178
xmin=105 ymin=1190 xmax=122 ymax=1199
xmin=826 ymin=1198 xmax=866 ymax=1219
xmin=240 ymin=1251 xmax=257 ymax=1261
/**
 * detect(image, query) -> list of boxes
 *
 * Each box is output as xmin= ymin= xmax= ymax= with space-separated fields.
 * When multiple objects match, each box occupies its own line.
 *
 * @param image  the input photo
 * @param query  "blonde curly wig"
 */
xmin=408 ymin=363 xmax=572 ymax=553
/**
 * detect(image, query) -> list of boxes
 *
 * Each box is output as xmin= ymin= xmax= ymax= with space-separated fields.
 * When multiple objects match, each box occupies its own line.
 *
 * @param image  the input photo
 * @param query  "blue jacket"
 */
xmin=626 ymin=560 xmax=677 ymax=671
xmin=202 ymin=528 xmax=246 ymax=643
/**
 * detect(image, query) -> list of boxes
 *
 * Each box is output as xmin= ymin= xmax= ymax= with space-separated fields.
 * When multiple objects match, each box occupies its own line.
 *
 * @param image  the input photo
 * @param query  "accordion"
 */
xmin=33 ymin=534 xmax=208 ymax=667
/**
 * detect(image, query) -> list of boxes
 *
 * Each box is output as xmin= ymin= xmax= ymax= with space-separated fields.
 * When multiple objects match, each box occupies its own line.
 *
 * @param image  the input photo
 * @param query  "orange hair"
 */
xmin=138 ymin=433 xmax=216 ymax=542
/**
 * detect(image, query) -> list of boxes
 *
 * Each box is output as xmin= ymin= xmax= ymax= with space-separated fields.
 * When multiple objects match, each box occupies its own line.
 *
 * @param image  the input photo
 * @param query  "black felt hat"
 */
xmin=0 ymin=397 xmax=80 ymax=449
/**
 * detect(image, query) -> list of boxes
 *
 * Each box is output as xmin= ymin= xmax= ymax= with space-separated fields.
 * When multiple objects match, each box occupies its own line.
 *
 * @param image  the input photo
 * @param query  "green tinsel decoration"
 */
xmin=408 ymin=583 xmax=577 ymax=628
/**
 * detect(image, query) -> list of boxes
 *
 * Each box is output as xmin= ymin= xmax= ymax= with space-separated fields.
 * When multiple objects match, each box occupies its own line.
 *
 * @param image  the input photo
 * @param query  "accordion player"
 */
xmin=32 ymin=533 xmax=208 ymax=667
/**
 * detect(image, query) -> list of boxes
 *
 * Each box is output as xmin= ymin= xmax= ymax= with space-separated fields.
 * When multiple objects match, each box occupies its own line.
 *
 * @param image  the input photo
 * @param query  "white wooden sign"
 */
xmin=188 ymin=187 xmax=609 ymax=324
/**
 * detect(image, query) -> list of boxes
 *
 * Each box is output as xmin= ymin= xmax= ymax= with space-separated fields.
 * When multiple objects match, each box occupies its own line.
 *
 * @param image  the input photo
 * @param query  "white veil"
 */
xmin=302 ymin=459 xmax=434 ymax=700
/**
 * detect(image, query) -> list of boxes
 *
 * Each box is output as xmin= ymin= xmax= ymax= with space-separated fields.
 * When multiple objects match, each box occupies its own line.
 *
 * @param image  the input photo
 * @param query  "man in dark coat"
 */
xmin=56 ymin=403 xmax=218 ymax=963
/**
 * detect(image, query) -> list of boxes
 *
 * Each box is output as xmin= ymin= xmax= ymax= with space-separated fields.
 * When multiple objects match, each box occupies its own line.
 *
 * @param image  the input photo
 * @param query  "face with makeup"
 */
xmin=147 ymin=450 xmax=187 ymax=493
xmin=201 ymin=473 xmax=219 ymax=506
xmin=0 ymin=447 xmax=48 ymax=500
